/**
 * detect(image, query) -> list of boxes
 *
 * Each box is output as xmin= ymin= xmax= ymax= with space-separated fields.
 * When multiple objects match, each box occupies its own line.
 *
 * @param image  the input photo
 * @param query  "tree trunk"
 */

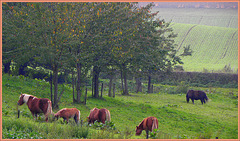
xmin=101 ymin=83 xmax=103 ymax=98
xmin=84 ymin=88 xmax=87 ymax=105
xmin=123 ymin=70 xmax=129 ymax=95
xmin=72 ymin=70 xmax=76 ymax=103
xmin=136 ymin=77 xmax=142 ymax=93
xmin=122 ymin=65 xmax=129 ymax=95
xmin=108 ymin=73 xmax=113 ymax=97
xmin=53 ymin=65 xmax=59 ymax=109
xmin=3 ymin=61 xmax=11 ymax=74
xmin=92 ymin=78 xmax=94 ymax=97
xmin=76 ymin=63 xmax=82 ymax=103
xmin=50 ymin=72 xmax=53 ymax=105
xmin=113 ymin=83 xmax=115 ymax=98
xmin=147 ymin=75 xmax=152 ymax=93
xmin=93 ymin=66 xmax=100 ymax=98
xmin=120 ymin=70 xmax=124 ymax=94
xmin=18 ymin=62 xmax=28 ymax=76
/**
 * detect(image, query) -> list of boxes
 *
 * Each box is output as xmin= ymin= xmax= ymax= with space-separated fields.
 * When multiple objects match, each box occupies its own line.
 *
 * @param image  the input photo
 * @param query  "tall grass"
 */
xmin=2 ymin=116 xmax=89 ymax=139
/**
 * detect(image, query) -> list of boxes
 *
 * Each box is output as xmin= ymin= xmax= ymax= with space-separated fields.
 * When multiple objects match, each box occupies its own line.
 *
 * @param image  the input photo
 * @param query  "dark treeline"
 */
xmin=155 ymin=71 xmax=238 ymax=88
xmin=2 ymin=2 xmax=192 ymax=109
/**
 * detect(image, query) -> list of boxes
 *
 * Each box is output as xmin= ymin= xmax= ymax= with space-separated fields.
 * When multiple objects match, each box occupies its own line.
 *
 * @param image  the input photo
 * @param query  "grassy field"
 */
xmin=151 ymin=8 xmax=238 ymax=72
xmin=152 ymin=8 xmax=238 ymax=28
xmin=2 ymin=74 xmax=238 ymax=139
xmin=170 ymin=23 xmax=238 ymax=72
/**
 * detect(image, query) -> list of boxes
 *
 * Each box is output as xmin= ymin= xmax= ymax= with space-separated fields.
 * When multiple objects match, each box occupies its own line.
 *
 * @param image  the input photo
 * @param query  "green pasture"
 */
xmin=171 ymin=23 xmax=238 ymax=72
xmin=2 ymin=74 xmax=238 ymax=139
xmin=150 ymin=7 xmax=238 ymax=72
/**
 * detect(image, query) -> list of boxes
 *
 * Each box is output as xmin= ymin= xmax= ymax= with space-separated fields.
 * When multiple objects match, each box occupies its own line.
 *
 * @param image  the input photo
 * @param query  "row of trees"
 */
xmin=2 ymin=2 xmax=191 ymax=109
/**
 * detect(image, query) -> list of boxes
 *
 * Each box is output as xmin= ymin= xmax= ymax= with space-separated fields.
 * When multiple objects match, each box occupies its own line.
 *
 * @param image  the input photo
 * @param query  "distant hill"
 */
xmin=139 ymin=2 xmax=238 ymax=9
xmin=151 ymin=8 xmax=238 ymax=28
xmin=146 ymin=7 xmax=238 ymax=72
xmin=171 ymin=23 xmax=238 ymax=72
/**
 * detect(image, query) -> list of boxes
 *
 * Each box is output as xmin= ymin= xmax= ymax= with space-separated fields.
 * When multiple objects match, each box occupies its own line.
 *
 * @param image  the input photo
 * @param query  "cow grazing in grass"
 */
xmin=136 ymin=116 xmax=159 ymax=139
xmin=186 ymin=90 xmax=208 ymax=104
xmin=54 ymin=108 xmax=80 ymax=124
xmin=17 ymin=93 xmax=53 ymax=122
xmin=87 ymin=108 xmax=111 ymax=124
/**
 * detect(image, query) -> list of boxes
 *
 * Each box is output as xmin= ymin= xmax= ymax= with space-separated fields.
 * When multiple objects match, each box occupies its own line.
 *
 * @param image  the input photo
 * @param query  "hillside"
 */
xmin=171 ymin=23 xmax=238 ymax=72
xmin=149 ymin=8 xmax=238 ymax=72
xmin=2 ymin=74 xmax=238 ymax=139
xmin=152 ymin=8 xmax=238 ymax=28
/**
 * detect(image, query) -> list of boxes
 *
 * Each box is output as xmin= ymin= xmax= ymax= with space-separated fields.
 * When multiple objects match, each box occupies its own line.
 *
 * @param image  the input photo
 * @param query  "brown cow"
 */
xmin=17 ymin=93 xmax=53 ymax=122
xmin=186 ymin=90 xmax=208 ymax=104
xmin=54 ymin=108 xmax=80 ymax=124
xmin=136 ymin=116 xmax=159 ymax=139
xmin=87 ymin=108 xmax=111 ymax=124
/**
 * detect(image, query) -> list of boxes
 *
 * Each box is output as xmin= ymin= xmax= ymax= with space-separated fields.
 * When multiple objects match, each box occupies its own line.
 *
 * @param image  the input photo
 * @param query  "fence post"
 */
xmin=113 ymin=83 xmax=115 ymax=98
xmin=92 ymin=79 xmax=93 ymax=97
xmin=85 ymin=88 xmax=87 ymax=105
xmin=151 ymin=85 xmax=154 ymax=93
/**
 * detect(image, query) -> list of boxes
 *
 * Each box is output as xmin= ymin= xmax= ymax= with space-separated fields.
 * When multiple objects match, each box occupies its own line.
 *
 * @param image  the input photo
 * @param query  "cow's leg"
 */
xmin=45 ymin=114 xmax=49 ymax=122
xmin=35 ymin=113 xmax=38 ymax=120
xmin=74 ymin=115 xmax=79 ymax=124
xmin=191 ymin=99 xmax=194 ymax=104
xmin=31 ymin=112 xmax=36 ymax=120
xmin=203 ymin=99 xmax=206 ymax=104
xmin=63 ymin=117 xmax=66 ymax=123
xmin=146 ymin=130 xmax=149 ymax=139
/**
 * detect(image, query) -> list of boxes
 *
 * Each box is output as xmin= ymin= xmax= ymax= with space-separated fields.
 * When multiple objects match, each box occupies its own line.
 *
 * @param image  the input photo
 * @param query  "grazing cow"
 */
xmin=87 ymin=108 xmax=111 ymax=124
xmin=136 ymin=116 xmax=158 ymax=139
xmin=54 ymin=108 xmax=80 ymax=124
xmin=186 ymin=90 xmax=209 ymax=104
xmin=17 ymin=93 xmax=53 ymax=122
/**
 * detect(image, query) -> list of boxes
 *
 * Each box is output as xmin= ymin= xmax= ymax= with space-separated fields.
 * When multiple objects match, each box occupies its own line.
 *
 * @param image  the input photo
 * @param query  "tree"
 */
xmin=2 ymin=3 xmax=37 ymax=75
xmin=3 ymin=3 xmax=75 ymax=109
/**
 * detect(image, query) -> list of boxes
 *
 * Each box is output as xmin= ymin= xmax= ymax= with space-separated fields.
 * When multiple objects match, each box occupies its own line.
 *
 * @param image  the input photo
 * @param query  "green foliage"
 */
xmin=92 ymin=121 xmax=116 ymax=130
xmin=176 ymin=81 xmax=189 ymax=94
xmin=2 ymin=128 xmax=44 ymax=139
xmin=166 ymin=81 xmax=188 ymax=94
xmin=150 ymin=128 xmax=158 ymax=138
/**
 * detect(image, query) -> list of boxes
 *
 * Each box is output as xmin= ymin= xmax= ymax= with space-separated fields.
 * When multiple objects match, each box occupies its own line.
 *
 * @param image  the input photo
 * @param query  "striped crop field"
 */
xmin=152 ymin=8 xmax=238 ymax=28
xmin=171 ymin=23 xmax=238 ymax=72
xmin=151 ymin=8 xmax=238 ymax=72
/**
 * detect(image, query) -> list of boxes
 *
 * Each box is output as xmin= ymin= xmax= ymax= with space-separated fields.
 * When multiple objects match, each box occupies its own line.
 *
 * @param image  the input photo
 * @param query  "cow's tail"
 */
xmin=105 ymin=110 xmax=111 ymax=122
xmin=152 ymin=117 xmax=158 ymax=132
xmin=77 ymin=110 xmax=81 ymax=123
xmin=46 ymin=100 xmax=53 ymax=117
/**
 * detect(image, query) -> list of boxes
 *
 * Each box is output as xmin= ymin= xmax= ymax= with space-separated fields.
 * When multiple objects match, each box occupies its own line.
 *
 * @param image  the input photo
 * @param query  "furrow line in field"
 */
xmin=221 ymin=30 xmax=238 ymax=59
xmin=177 ymin=25 xmax=197 ymax=51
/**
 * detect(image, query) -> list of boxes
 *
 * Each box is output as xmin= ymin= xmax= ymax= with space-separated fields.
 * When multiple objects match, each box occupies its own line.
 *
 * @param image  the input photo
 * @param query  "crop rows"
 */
xmin=171 ymin=23 xmax=238 ymax=72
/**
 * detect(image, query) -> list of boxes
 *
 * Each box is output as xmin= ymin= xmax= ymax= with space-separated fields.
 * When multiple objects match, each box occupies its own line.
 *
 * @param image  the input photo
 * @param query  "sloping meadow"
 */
xmin=171 ymin=23 xmax=238 ymax=72
xmin=2 ymin=74 xmax=238 ymax=139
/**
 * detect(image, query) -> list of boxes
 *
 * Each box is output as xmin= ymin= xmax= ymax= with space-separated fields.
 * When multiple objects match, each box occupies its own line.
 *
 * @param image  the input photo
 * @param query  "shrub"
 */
xmin=175 ymin=81 xmax=189 ymax=94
